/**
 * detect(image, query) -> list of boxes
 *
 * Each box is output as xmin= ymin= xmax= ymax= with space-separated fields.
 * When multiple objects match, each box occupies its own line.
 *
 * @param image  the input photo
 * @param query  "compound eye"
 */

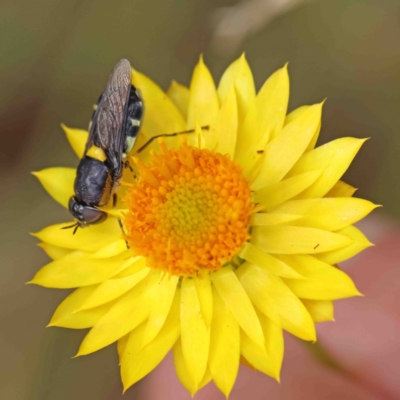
xmin=81 ymin=207 xmax=108 ymax=225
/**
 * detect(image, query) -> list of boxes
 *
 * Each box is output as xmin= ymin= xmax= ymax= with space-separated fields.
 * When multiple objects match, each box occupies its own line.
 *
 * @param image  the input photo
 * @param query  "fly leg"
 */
xmin=113 ymin=193 xmax=130 ymax=249
xmin=123 ymin=159 xmax=136 ymax=179
xmin=136 ymin=126 xmax=210 ymax=153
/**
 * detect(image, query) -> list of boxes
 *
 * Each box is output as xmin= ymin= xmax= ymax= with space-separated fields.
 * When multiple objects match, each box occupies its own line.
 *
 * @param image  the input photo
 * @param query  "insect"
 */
xmin=66 ymin=59 xmax=144 ymax=233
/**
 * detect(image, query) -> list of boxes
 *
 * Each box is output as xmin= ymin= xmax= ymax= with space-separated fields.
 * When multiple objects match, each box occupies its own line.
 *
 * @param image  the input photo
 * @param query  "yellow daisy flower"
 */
xmin=31 ymin=55 xmax=377 ymax=397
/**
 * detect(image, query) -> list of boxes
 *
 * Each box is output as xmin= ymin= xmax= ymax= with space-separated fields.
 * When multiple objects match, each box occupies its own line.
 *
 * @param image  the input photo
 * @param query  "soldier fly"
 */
xmin=66 ymin=59 xmax=144 ymax=233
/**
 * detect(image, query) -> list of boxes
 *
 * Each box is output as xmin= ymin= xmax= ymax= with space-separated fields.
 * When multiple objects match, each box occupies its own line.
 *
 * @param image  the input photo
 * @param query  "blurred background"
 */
xmin=1 ymin=0 xmax=399 ymax=399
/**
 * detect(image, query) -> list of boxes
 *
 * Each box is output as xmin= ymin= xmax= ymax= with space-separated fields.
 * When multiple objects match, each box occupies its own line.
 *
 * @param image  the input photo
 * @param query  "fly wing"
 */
xmin=86 ymin=59 xmax=132 ymax=173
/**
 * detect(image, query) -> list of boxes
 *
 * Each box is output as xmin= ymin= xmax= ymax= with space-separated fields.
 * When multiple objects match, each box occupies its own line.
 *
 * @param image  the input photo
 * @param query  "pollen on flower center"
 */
xmin=123 ymin=141 xmax=252 ymax=276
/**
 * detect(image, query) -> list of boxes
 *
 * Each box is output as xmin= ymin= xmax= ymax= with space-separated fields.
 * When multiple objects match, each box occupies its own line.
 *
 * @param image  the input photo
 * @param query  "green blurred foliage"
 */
xmin=0 ymin=0 xmax=399 ymax=399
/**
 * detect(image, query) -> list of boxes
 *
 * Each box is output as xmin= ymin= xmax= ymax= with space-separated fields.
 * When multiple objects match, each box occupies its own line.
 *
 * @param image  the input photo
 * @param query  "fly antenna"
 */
xmin=61 ymin=222 xmax=80 ymax=233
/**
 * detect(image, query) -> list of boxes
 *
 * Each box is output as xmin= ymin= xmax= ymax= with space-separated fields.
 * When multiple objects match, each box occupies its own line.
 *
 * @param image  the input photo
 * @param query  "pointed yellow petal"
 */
xmin=302 ymin=299 xmax=334 ymax=323
xmin=89 ymin=239 xmax=128 ymax=259
xmin=61 ymin=124 xmax=88 ymax=158
xmin=32 ymin=168 xmax=75 ymax=208
xmin=173 ymin=340 xmax=212 ymax=396
xmin=251 ymin=213 xmax=302 ymax=226
xmin=209 ymin=289 xmax=240 ymax=397
xmin=78 ymin=267 xmax=151 ymax=310
xmin=258 ymin=312 xmax=284 ymax=380
xmin=30 ymin=250 xmax=130 ymax=288
xmin=141 ymin=275 xmax=179 ymax=348
xmin=218 ymin=54 xmax=256 ymax=122
xmin=237 ymin=262 xmax=316 ymax=341
xmin=121 ymin=290 xmax=180 ymax=391
xmin=174 ymin=339 xmax=196 ymax=396
xmin=252 ymin=225 xmax=352 ymax=254
xmin=32 ymin=218 xmax=122 ymax=251
xmin=131 ymin=69 xmax=186 ymax=152
xmin=117 ymin=334 xmax=129 ymax=363
xmin=315 ymin=225 xmax=373 ymax=265
xmin=167 ymin=80 xmax=190 ymax=120
xmin=252 ymin=103 xmax=323 ymax=190
xmin=239 ymin=243 xmax=303 ymax=279
xmin=48 ymin=286 xmax=114 ymax=329
xmin=287 ymin=138 xmax=367 ymax=198
xmin=284 ymin=105 xmax=309 ymax=125
xmin=37 ymin=242 xmax=72 ymax=260
xmin=325 ymin=180 xmax=357 ymax=197
xmin=211 ymin=266 xmax=265 ymax=349
xmin=254 ymin=169 xmax=323 ymax=210
xmin=180 ymin=278 xmax=210 ymax=387
xmin=240 ymin=322 xmax=280 ymax=379
xmin=187 ymin=56 xmax=219 ymax=130
xmin=270 ymin=198 xmax=378 ymax=231
xmin=279 ymin=255 xmax=361 ymax=300
xmin=194 ymin=272 xmax=213 ymax=327
xmin=76 ymin=272 xmax=161 ymax=356
xmin=284 ymin=105 xmax=322 ymax=152
xmin=235 ymin=65 xmax=289 ymax=171
xmin=211 ymin=88 xmax=237 ymax=156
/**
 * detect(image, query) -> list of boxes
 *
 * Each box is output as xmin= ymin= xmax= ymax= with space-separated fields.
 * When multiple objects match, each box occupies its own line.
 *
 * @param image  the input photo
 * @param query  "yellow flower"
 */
xmin=31 ymin=55 xmax=377 ymax=397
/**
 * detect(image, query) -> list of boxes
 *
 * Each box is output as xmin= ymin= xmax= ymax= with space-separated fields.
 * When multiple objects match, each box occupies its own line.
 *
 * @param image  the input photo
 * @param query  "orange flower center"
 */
xmin=124 ymin=141 xmax=252 ymax=276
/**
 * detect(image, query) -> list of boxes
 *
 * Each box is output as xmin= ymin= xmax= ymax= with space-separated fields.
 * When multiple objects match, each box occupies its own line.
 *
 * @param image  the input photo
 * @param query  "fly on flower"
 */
xmin=31 ymin=54 xmax=378 ymax=398
xmin=66 ymin=59 xmax=144 ymax=232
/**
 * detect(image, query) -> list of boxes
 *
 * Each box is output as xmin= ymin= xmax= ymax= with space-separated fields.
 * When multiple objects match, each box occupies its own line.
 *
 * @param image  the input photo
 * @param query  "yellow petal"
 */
xmin=254 ymin=169 xmax=323 ymax=210
xmin=302 ymin=299 xmax=334 ymax=323
xmin=37 ymin=242 xmax=72 ymax=260
xmin=100 ymin=207 xmax=129 ymax=219
xmin=89 ymin=239 xmax=128 ymax=259
xmin=315 ymin=225 xmax=373 ymax=265
xmin=48 ymin=286 xmax=114 ymax=329
xmin=235 ymin=64 xmax=289 ymax=171
xmin=187 ymin=55 xmax=219 ymax=130
xmin=279 ymin=255 xmax=361 ymax=300
xmin=252 ymin=225 xmax=352 ymax=254
xmin=252 ymin=103 xmax=323 ymax=191
xmin=180 ymin=278 xmax=210 ymax=387
xmin=240 ymin=330 xmax=272 ymax=377
xmin=121 ymin=290 xmax=180 ymax=391
xmin=76 ymin=272 xmax=160 ymax=356
xmin=173 ymin=340 xmax=212 ymax=396
xmin=30 ymin=250 xmax=130 ymax=288
xmin=113 ymin=257 xmax=147 ymax=278
xmin=61 ymin=124 xmax=88 ymax=158
xmin=167 ymin=80 xmax=190 ymax=120
xmin=117 ymin=334 xmax=130 ymax=363
xmin=141 ymin=275 xmax=179 ymax=348
xmin=194 ymin=271 xmax=213 ymax=327
xmin=211 ymin=88 xmax=237 ymax=156
xmin=78 ymin=267 xmax=151 ymax=310
xmin=32 ymin=168 xmax=75 ymax=208
xmin=251 ymin=213 xmax=302 ymax=226
xmin=284 ymin=105 xmax=322 ymax=152
xmin=209 ymin=289 xmax=240 ymax=397
xmin=218 ymin=54 xmax=255 ymax=122
xmin=258 ymin=312 xmax=284 ymax=380
xmin=270 ymin=198 xmax=378 ymax=231
xmin=131 ymin=69 xmax=186 ymax=153
xmin=236 ymin=262 xmax=316 ymax=341
xmin=325 ymin=180 xmax=357 ymax=197
xmin=287 ymin=138 xmax=367 ymax=198
xmin=239 ymin=243 xmax=303 ymax=279
xmin=32 ymin=218 xmax=122 ymax=252
xmin=211 ymin=267 xmax=265 ymax=349
xmin=284 ymin=105 xmax=309 ymax=125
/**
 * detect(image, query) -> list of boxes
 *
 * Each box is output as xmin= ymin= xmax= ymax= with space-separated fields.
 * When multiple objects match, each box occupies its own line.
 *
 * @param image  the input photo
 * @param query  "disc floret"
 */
xmin=124 ymin=141 xmax=253 ymax=276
